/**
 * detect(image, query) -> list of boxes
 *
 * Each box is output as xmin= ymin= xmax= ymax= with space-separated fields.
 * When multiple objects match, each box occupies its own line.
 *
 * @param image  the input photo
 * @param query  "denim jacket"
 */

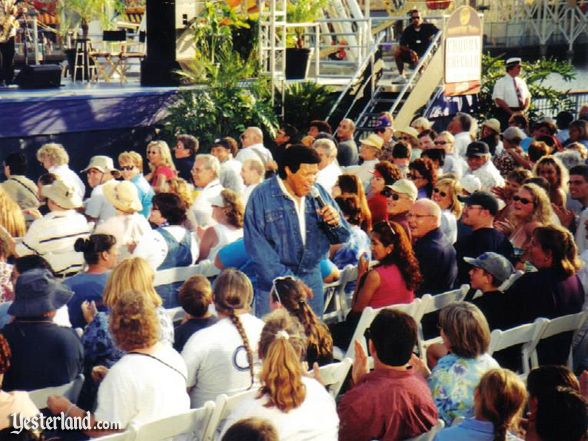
xmin=244 ymin=176 xmax=351 ymax=293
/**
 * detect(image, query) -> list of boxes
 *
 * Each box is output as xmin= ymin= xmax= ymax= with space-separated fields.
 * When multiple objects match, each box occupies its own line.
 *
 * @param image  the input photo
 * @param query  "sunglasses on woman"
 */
xmin=512 ymin=195 xmax=533 ymax=205
xmin=433 ymin=188 xmax=447 ymax=198
xmin=382 ymin=188 xmax=401 ymax=200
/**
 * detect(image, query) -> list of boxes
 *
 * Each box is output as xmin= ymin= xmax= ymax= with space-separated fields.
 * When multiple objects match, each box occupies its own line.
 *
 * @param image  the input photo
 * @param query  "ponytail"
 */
xmin=228 ymin=311 xmax=255 ymax=388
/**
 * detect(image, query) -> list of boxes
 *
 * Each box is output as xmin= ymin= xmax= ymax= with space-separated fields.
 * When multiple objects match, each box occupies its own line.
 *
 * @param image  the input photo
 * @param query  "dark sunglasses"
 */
xmin=411 ymin=15 xmax=421 ymax=20
xmin=382 ymin=188 xmax=401 ymax=200
xmin=120 ymin=165 xmax=134 ymax=171
xmin=433 ymin=188 xmax=447 ymax=197
xmin=512 ymin=195 xmax=533 ymax=205
xmin=400 ymin=136 xmax=411 ymax=141
xmin=434 ymin=140 xmax=448 ymax=145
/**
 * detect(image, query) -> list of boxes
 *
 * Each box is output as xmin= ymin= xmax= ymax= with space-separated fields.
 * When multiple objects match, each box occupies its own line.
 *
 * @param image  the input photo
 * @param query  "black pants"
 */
xmin=0 ymin=37 xmax=15 ymax=84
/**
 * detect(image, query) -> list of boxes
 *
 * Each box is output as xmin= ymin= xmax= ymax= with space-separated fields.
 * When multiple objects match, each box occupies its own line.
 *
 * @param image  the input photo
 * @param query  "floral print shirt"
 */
xmin=428 ymin=353 xmax=499 ymax=425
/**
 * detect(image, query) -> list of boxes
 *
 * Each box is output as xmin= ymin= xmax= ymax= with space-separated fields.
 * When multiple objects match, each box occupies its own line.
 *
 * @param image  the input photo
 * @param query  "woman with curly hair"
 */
xmin=432 ymin=177 xmax=462 ymax=244
xmin=270 ymin=276 xmax=333 ymax=366
xmin=332 ymin=174 xmax=372 ymax=231
xmin=220 ymin=309 xmax=338 ymax=441
xmin=198 ymin=189 xmax=244 ymax=263
xmin=182 ymin=269 xmax=264 ymax=408
xmin=48 ymin=289 xmax=190 ymax=437
xmin=368 ymin=160 xmax=402 ymax=223
xmin=496 ymin=183 xmax=554 ymax=253
xmin=145 ymin=140 xmax=177 ymax=193
xmin=533 ymin=155 xmax=568 ymax=210
xmin=409 ymin=157 xmax=436 ymax=199
xmin=36 ymin=143 xmax=85 ymax=200
xmin=165 ymin=176 xmax=198 ymax=230
xmin=331 ymin=194 xmax=371 ymax=269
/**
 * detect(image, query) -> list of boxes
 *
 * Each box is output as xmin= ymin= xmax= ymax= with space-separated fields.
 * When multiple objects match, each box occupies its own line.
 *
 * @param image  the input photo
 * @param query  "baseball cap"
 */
xmin=460 ymin=191 xmax=499 ymax=215
xmin=464 ymin=252 xmax=514 ymax=284
xmin=386 ymin=179 xmax=418 ymax=201
xmin=466 ymin=141 xmax=490 ymax=157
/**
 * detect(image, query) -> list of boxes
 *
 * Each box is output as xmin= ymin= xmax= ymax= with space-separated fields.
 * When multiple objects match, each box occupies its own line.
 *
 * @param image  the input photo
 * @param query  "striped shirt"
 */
xmin=16 ymin=210 xmax=91 ymax=275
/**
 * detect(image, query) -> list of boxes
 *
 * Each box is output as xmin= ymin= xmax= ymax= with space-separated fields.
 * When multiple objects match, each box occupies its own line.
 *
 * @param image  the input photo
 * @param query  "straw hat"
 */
xmin=41 ymin=180 xmax=82 ymax=209
xmin=360 ymin=134 xmax=384 ymax=150
xmin=102 ymin=180 xmax=142 ymax=213
xmin=81 ymin=155 xmax=120 ymax=177
xmin=396 ymin=127 xmax=419 ymax=140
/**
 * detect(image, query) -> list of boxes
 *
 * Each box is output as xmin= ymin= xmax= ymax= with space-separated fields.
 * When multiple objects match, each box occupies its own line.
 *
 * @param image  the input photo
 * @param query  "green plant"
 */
xmin=163 ymin=2 xmax=277 ymax=147
xmin=283 ymin=82 xmax=337 ymax=131
xmin=287 ymin=0 xmax=329 ymax=48
xmin=479 ymin=53 xmax=576 ymax=121
xmin=57 ymin=0 xmax=123 ymax=39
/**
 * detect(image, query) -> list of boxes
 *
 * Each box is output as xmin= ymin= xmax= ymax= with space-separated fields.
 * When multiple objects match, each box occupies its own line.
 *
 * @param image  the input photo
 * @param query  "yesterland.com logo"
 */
xmin=10 ymin=411 xmax=110 ymax=434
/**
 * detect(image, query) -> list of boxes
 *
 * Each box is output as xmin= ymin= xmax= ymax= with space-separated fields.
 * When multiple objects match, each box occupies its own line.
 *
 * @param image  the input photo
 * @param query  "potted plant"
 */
xmin=286 ymin=0 xmax=328 ymax=79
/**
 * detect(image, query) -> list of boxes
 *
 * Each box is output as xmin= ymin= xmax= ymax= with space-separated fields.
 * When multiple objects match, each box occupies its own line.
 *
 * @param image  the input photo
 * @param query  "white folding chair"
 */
xmin=153 ymin=266 xmax=198 ymax=287
xmin=28 ymin=374 xmax=85 ymax=409
xmin=164 ymin=306 xmax=186 ymax=325
xmin=323 ymin=264 xmax=357 ymax=324
xmin=202 ymin=389 xmax=258 ymax=441
xmin=92 ymin=431 xmax=135 ymax=441
xmin=317 ymin=358 xmax=353 ymax=398
xmin=130 ymin=401 xmax=215 ymax=441
xmin=404 ymin=419 xmax=445 ymax=441
xmin=488 ymin=318 xmax=548 ymax=376
xmin=527 ymin=310 xmax=588 ymax=370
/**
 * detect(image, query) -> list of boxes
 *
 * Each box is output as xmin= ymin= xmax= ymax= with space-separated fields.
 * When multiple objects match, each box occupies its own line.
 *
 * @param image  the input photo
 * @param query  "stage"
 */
xmin=0 ymin=81 xmax=180 ymax=139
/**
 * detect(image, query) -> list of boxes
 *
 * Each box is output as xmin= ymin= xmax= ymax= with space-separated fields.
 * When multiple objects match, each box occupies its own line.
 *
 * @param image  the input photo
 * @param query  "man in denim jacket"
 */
xmin=244 ymin=145 xmax=352 ymax=317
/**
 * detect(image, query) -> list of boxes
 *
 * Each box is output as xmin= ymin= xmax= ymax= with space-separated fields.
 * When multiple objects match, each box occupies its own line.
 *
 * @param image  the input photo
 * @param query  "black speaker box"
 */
xmin=15 ymin=64 xmax=62 ymax=89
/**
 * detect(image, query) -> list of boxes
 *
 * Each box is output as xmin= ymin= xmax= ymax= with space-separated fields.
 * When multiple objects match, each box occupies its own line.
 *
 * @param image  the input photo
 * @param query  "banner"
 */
xmin=444 ymin=6 xmax=482 ymax=96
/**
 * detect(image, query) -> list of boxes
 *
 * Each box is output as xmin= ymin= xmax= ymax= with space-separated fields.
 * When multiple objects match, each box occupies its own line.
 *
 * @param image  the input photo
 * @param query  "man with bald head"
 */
xmin=409 ymin=199 xmax=457 ymax=295
xmin=235 ymin=126 xmax=273 ymax=166
xmin=336 ymin=118 xmax=359 ymax=166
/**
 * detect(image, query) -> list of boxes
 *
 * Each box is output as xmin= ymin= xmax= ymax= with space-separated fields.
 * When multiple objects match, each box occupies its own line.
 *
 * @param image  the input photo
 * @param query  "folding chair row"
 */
xmin=323 ymin=264 xmax=357 ymax=324
xmin=28 ymin=374 xmax=84 ymax=410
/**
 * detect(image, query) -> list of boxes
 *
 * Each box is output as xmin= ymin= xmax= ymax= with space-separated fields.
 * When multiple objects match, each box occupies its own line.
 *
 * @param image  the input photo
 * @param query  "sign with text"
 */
xmin=444 ymin=6 xmax=482 ymax=96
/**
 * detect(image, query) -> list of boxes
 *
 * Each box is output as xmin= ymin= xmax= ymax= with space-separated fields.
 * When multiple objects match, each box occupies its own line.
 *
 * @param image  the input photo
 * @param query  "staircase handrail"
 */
xmin=326 ymin=31 xmax=385 ymax=123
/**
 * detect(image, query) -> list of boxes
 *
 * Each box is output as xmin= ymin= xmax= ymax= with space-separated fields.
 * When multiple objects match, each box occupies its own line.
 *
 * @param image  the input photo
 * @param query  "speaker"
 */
xmin=15 ymin=65 xmax=62 ymax=89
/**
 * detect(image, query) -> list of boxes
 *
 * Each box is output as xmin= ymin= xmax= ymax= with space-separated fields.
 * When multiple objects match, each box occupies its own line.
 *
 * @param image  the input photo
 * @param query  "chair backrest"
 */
xmin=28 ymin=374 xmax=84 ymax=409
xmin=323 ymin=264 xmax=357 ymax=323
xmin=164 ymin=306 xmax=185 ymax=325
xmin=318 ymin=358 xmax=353 ymax=398
xmin=153 ymin=266 xmax=197 ymax=287
xmin=404 ymin=419 xmax=445 ymax=441
xmin=488 ymin=319 xmax=547 ymax=375
xmin=528 ymin=310 xmax=588 ymax=370
xmin=202 ymin=389 xmax=258 ymax=441
xmin=420 ymin=285 xmax=469 ymax=316
xmin=130 ymin=401 xmax=215 ymax=441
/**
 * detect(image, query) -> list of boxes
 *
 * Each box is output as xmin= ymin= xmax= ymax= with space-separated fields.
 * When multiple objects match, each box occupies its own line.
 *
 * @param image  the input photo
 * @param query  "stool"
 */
xmin=72 ymin=39 xmax=97 ymax=82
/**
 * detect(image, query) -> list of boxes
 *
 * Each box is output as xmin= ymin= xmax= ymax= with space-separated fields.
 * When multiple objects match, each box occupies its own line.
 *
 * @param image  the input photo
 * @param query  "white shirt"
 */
xmin=454 ymin=132 xmax=473 ymax=158
xmin=220 ymin=158 xmax=245 ymax=195
xmin=235 ymin=143 xmax=273 ymax=165
xmin=220 ymin=376 xmax=339 ymax=441
xmin=243 ymin=183 xmax=260 ymax=205
xmin=344 ymin=159 xmax=378 ymax=190
xmin=443 ymin=154 xmax=468 ymax=179
xmin=190 ymin=179 xmax=223 ymax=228
xmin=316 ymin=161 xmax=342 ymax=195
xmin=182 ymin=314 xmax=264 ymax=409
xmin=16 ymin=210 xmax=90 ymax=275
xmin=84 ymin=182 xmax=117 ymax=224
xmin=49 ymin=164 xmax=86 ymax=201
xmin=95 ymin=213 xmax=153 ymax=260
xmin=277 ymin=177 xmax=306 ymax=246
xmin=467 ymin=160 xmax=505 ymax=192
xmin=492 ymin=74 xmax=531 ymax=108
xmin=94 ymin=343 xmax=190 ymax=428
xmin=133 ymin=225 xmax=199 ymax=270
xmin=576 ymin=207 xmax=588 ymax=255
xmin=440 ymin=210 xmax=457 ymax=245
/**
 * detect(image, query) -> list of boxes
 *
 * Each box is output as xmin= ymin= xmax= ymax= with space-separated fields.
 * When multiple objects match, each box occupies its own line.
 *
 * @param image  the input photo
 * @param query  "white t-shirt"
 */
xmin=95 ymin=213 xmax=152 ymax=260
xmin=133 ymin=225 xmax=199 ymax=270
xmin=316 ymin=162 xmax=342 ymax=195
xmin=235 ymin=144 xmax=273 ymax=165
xmin=182 ymin=314 xmax=264 ymax=408
xmin=344 ymin=159 xmax=378 ymax=190
xmin=84 ymin=182 xmax=117 ymax=224
xmin=190 ymin=180 xmax=223 ymax=228
xmin=94 ymin=343 xmax=190 ymax=428
xmin=220 ymin=376 xmax=339 ymax=441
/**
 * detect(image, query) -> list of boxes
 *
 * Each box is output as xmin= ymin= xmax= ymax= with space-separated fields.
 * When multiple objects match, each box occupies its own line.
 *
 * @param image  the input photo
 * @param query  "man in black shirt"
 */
xmin=455 ymin=191 xmax=514 ymax=285
xmin=394 ymin=9 xmax=439 ymax=81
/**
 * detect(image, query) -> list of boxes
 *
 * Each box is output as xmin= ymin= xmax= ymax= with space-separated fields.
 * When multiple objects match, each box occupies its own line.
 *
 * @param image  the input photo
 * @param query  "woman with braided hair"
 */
xmin=182 ymin=268 xmax=264 ymax=408
xmin=270 ymin=276 xmax=333 ymax=366
xmin=434 ymin=368 xmax=526 ymax=441
xmin=220 ymin=309 xmax=339 ymax=441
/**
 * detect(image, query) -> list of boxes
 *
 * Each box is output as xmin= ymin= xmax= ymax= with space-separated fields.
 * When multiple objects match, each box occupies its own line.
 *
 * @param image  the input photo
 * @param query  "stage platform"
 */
xmin=0 ymin=81 xmax=180 ymax=139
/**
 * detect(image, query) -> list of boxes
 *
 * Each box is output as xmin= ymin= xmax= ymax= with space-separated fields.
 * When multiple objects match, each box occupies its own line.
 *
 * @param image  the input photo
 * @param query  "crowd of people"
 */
xmin=0 ymin=68 xmax=587 ymax=439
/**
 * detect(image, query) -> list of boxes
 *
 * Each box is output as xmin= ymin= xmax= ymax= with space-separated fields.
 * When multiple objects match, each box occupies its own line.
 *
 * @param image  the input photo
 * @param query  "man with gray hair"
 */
xmin=235 ymin=126 xmax=273 ymax=167
xmin=336 ymin=118 xmax=359 ymax=166
xmin=313 ymin=138 xmax=342 ymax=194
xmin=190 ymin=154 xmax=223 ymax=228
xmin=408 ymin=199 xmax=457 ymax=295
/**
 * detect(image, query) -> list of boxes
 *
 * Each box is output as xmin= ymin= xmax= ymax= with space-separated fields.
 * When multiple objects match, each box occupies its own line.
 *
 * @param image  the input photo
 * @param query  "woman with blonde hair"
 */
xmin=48 ymin=289 xmax=189 ymax=437
xmin=432 ymin=177 xmax=462 ymax=244
xmin=496 ymin=183 xmax=554 ymax=252
xmin=36 ymin=143 xmax=86 ymax=200
xmin=182 ymin=269 xmax=264 ymax=408
xmin=0 ymin=187 xmax=25 ymax=238
xmin=270 ymin=276 xmax=333 ymax=366
xmin=145 ymin=140 xmax=177 ymax=192
xmin=221 ymin=309 xmax=339 ymax=441
xmin=434 ymin=368 xmax=526 ymax=441
xmin=118 ymin=150 xmax=154 ymax=218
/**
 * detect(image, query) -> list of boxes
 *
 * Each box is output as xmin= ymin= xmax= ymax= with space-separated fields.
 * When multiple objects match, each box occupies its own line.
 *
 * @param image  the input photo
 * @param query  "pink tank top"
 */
xmin=369 ymin=264 xmax=414 ymax=308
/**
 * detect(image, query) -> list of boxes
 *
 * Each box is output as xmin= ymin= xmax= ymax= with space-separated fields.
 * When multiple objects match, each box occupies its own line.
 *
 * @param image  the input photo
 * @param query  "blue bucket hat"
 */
xmin=8 ymin=269 xmax=74 ymax=317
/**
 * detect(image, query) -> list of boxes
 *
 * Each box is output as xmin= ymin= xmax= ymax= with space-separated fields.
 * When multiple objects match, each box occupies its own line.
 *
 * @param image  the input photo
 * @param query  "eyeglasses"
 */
xmin=434 ymin=140 xmax=448 ymax=145
xmin=512 ymin=195 xmax=533 ymax=205
xmin=433 ymin=188 xmax=447 ymax=197
xmin=120 ymin=165 xmax=135 ymax=171
xmin=271 ymin=275 xmax=296 ymax=303
xmin=400 ymin=136 xmax=411 ymax=141
xmin=382 ymin=188 xmax=402 ymax=200
xmin=407 ymin=213 xmax=435 ymax=219
xmin=411 ymin=15 xmax=421 ymax=20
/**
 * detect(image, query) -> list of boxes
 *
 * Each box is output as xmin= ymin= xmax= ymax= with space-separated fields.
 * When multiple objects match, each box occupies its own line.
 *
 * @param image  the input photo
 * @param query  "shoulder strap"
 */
xmin=8 ymin=176 xmax=38 ymax=200
xmin=128 ymin=351 xmax=187 ymax=381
